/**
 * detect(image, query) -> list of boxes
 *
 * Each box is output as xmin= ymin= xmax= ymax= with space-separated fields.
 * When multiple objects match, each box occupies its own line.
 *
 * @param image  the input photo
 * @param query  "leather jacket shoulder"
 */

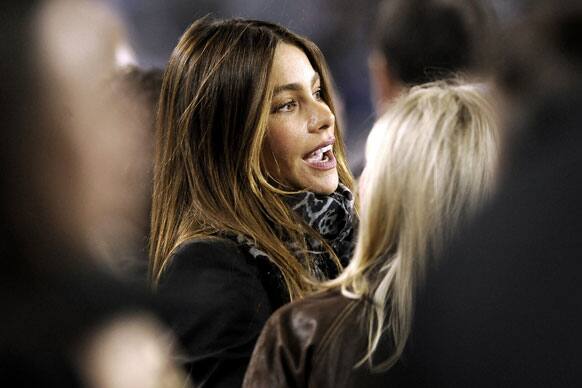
xmin=244 ymin=289 xmax=413 ymax=387
xmin=243 ymin=290 xmax=367 ymax=387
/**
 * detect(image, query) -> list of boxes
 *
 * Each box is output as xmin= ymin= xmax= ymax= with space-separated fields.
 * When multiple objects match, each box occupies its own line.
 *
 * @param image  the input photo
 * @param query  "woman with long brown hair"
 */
xmin=150 ymin=17 xmax=356 ymax=386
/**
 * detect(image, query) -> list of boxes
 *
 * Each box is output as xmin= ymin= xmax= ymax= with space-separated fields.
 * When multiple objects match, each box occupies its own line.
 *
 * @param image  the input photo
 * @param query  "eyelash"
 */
xmin=313 ymin=87 xmax=323 ymax=101
xmin=274 ymin=100 xmax=297 ymax=113
xmin=272 ymin=88 xmax=324 ymax=113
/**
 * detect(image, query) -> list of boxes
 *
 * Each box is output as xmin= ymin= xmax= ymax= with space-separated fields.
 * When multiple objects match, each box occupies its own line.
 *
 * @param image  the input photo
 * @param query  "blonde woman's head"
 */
xmin=336 ymin=79 xmax=499 ymax=369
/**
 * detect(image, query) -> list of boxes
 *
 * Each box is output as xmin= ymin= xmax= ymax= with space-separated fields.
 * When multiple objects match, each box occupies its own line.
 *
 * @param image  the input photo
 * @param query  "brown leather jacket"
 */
xmin=243 ymin=290 xmax=413 ymax=387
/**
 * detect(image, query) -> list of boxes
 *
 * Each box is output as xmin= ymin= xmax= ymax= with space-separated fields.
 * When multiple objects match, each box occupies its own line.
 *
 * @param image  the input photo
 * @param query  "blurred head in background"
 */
xmin=0 ymin=2 xmax=189 ymax=387
xmin=369 ymin=0 xmax=495 ymax=114
xmin=1 ymin=0 xmax=153 ymax=272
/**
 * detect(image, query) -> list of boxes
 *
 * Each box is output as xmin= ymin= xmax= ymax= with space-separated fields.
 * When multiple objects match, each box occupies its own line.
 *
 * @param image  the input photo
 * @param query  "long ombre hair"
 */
xmin=149 ymin=18 xmax=353 ymax=299
xmin=328 ymin=80 xmax=499 ymax=369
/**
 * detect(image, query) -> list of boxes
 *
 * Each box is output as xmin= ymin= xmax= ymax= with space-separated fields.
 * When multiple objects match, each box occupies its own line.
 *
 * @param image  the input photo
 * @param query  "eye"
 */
xmin=313 ymin=87 xmax=323 ymax=101
xmin=273 ymin=100 xmax=297 ymax=113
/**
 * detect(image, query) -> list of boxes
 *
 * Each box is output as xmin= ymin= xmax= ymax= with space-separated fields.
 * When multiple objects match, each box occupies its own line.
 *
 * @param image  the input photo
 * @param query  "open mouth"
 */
xmin=303 ymin=144 xmax=336 ymax=170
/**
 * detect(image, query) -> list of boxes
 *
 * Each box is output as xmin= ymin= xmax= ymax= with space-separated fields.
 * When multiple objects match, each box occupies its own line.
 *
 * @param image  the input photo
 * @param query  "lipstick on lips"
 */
xmin=303 ymin=142 xmax=337 ymax=170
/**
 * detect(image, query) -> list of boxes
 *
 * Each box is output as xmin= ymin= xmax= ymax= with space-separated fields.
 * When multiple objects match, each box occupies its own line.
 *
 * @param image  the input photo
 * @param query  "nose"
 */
xmin=307 ymin=101 xmax=335 ymax=133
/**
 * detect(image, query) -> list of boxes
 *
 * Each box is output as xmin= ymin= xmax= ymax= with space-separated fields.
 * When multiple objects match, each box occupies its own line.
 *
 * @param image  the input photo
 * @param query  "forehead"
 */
xmin=270 ymin=43 xmax=317 ymax=86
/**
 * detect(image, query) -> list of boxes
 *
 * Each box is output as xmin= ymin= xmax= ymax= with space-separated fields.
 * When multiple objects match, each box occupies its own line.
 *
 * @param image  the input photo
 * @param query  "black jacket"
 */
xmin=157 ymin=238 xmax=288 ymax=387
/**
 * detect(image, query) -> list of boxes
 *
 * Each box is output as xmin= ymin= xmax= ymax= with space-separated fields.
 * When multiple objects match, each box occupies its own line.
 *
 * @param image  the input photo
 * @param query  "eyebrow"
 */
xmin=272 ymin=72 xmax=320 ymax=97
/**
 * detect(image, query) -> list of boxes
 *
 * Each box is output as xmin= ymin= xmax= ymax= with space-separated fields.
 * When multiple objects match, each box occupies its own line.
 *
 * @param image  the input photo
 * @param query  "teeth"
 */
xmin=305 ymin=144 xmax=333 ymax=162
xmin=309 ymin=148 xmax=323 ymax=159
xmin=320 ymin=144 xmax=333 ymax=153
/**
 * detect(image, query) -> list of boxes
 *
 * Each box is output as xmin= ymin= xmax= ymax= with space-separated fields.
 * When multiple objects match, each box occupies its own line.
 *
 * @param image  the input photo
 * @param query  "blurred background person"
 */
xmin=110 ymin=66 xmax=163 ymax=280
xmin=244 ymin=80 xmax=500 ymax=387
xmin=34 ymin=0 xmax=142 ymax=270
xmin=0 ymin=0 xmax=188 ymax=386
xmin=349 ymin=0 xmax=497 ymax=174
xmin=36 ymin=0 xmax=164 ymax=279
xmin=368 ymin=0 xmax=494 ymax=113
xmin=150 ymin=17 xmax=357 ymax=387
xmin=409 ymin=1 xmax=582 ymax=386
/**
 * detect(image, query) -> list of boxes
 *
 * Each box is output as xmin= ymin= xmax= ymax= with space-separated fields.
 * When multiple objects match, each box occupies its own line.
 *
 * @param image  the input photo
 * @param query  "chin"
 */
xmin=309 ymin=174 xmax=339 ymax=195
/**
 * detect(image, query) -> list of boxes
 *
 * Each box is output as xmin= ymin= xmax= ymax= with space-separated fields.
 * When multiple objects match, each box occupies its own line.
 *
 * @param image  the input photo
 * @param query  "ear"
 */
xmin=368 ymin=51 xmax=402 ymax=114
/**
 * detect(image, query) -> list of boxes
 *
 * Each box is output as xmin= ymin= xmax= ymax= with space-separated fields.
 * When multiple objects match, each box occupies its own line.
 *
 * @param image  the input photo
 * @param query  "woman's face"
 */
xmin=263 ymin=43 xmax=339 ymax=195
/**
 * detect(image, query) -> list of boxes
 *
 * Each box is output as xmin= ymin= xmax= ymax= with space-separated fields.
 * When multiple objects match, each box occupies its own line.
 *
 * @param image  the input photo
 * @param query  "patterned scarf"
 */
xmin=229 ymin=183 xmax=357 ymax=288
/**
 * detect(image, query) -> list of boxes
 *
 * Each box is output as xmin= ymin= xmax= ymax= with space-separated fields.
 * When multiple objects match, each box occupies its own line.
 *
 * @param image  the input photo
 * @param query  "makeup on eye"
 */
xmin=313 ymin=87 xmax=323 ymax=100
xmin=271 ymin=85 xmax=325 ymax=114
xmin=273 ymin=99 xmax=297 ymax=113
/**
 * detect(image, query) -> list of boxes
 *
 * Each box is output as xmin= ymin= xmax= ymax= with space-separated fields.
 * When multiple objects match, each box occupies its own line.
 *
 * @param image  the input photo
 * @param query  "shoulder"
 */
xmin=156 ymin=238 xmax=272 ymax=362
xmin=244 ymin=290 xmax=359 ymax=387
xmin=159 ymin=237 xmax=286 ymax=303
xmin=267 ymin=290 xmax=359 ymax=356
xmin=156 ymin=238 xmax=277 ymax=385
xmin=159 ymin=238 xmax=256 ymax=285
xmin=158 ymin=237 xmax=265 ymax=302
xmin=271 ymin=290 xmax=355 ymax=332
xmin=175 ymin=237 xmax=242 ymax=255
xmin=167 ymin=237 xmax=245 ymax=266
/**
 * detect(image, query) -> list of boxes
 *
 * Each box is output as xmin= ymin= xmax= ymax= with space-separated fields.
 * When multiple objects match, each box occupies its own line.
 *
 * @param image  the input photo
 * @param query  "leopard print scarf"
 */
xmin=230 ymin=183 xmax=357 ymax=286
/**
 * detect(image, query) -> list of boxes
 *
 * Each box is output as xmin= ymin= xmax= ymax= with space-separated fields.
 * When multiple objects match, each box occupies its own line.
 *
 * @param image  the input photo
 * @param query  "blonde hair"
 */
xmin=328 ymin=80 xmax=499 ymax=369
xmin=149 ymin=18 xmax=353 ymax=299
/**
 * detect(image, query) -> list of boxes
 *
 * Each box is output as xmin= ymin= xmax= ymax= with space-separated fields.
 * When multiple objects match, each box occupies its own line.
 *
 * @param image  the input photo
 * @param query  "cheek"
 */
xmin=266 ymin=118 xmax=304 ymax=162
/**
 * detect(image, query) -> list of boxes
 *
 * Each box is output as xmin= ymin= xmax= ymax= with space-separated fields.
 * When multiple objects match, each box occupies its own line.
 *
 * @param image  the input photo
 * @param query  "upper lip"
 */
xmin=303 ymin=138 xmax=336 ymax=158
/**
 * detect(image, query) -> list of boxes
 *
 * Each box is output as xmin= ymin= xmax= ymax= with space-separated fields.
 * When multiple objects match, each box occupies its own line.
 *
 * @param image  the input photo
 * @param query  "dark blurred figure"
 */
xmin=369 ymin=0 xmax=494 ymax=110
xmin=110 ymin=66 xmax=163 ymax=280
xmin=410 ymin=2 xmax=582 ymax=387
xmin=0 ymin=1 xmax=186 ymax=386
xmin=351 ymin=0 xmax=495 ymax=175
